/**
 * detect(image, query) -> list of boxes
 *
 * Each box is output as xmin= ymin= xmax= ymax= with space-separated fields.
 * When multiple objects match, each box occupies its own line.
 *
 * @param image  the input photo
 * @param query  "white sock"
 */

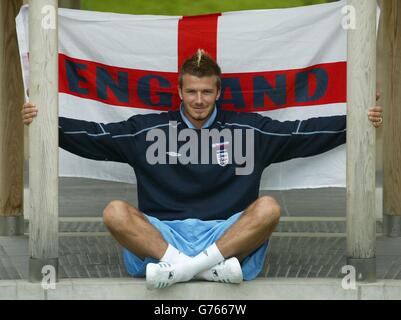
xmin=172 ymin=243 xmax=224 ymax=283
xmin=160 ymin=244 xmax=191 ymax=264
xmin=194 ymin=263 xmax=220 ymax=281
xmin=160 ymin=244 xmax=224 ymax=281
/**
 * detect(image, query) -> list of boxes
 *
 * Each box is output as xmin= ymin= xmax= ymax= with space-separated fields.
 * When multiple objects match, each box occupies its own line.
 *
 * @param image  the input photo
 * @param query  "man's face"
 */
xmin=178 ymin=74 xmax=221 ymax=129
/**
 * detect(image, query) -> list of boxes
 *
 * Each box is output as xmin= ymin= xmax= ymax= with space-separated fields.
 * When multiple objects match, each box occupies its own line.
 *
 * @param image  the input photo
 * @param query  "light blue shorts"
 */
xmin=122 ymin=211 xmax=270 ymax=281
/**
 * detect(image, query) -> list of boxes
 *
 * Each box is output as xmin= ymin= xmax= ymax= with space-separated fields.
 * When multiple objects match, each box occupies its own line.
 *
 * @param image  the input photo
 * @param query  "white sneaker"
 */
xmin=196 ymin=257 xmax=243 ymax=284
xmin=146 ymin=262 xmax=177 ymax=290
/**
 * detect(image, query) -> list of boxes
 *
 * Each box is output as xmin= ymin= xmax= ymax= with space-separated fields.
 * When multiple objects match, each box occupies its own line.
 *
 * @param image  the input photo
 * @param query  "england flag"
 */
xmin=16 ymin=0 xmax=348 ymax=190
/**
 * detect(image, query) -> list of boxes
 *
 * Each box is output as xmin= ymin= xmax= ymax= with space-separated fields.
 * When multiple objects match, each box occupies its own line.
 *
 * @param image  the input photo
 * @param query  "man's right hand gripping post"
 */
xmin=21 ymin=102 xmax=38 ymax=125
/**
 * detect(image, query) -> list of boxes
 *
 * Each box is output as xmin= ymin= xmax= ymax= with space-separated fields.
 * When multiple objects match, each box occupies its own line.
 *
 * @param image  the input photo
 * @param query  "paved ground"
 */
xmin=1 ymin=177 xmax=400 ymax=283
xmin=1 ymin=234 xmax=401 ymax=281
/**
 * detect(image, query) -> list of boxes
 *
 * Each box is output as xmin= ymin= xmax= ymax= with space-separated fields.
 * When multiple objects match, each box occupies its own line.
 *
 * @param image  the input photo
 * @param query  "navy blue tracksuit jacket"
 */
xmin=59 ymin=108 xmax=346 ymax=220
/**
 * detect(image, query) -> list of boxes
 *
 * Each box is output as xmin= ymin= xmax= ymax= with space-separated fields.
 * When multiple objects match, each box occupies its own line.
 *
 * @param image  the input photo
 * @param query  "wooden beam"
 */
xmin=346 ymin=0 xmax=377 ymax=282
xmin=377 ymin=0 xmax=401 ymax=237
xmin=28 ymin=0 xmax=59 ymax=282
xmin=0 ymin=0 xmax=24 ymax=234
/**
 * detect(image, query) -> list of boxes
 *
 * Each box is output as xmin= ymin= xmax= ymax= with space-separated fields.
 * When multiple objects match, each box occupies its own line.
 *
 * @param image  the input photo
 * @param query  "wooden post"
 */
xmin=0 ymin=0 xmax=25 ymax=236
xmin=346 ymin=0 xmax=377 ymax=282
xmin=377 ymin=0 xmax=401 ymax=237
xmin=28 ymin=0 xmax=59 ymax=282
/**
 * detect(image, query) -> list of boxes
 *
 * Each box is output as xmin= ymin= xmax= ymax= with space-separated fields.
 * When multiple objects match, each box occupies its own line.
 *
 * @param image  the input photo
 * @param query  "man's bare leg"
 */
xmin=104 ymin=197 xmax=280 ymax=287
xmin=216 ymin=196 xmax=281 ymax=262
xmin=103 ymin=200 xmax=167 ymax=260
xmin=145 ymin=195 xmax=280 ymax=288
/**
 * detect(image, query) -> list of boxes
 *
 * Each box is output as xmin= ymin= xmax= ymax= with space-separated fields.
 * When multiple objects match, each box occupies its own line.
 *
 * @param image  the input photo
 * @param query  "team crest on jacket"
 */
xmin=212 ymin=141 xmax=230 ymax=167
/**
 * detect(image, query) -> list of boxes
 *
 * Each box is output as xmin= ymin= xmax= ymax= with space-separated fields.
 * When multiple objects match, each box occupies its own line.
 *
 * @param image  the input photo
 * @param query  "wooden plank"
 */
xmin=28 ymin=0 xmax=58 ymax=259
xmin=346 ymin=0 xmax=377 ymax=260
xmin=378 ymin=0 xmax=401 ymax=218
xmin=0 ymin=0 xmax=24 ymax=217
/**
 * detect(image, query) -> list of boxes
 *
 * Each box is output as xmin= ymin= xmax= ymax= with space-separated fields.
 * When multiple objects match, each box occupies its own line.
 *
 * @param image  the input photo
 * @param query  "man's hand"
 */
xmin=21 ymin=102 xmax=38 ymax=125
xmin=368 ymin=92 xmax=383 ymax=128
xmin=368 ymin=106 xmax=383 ymax=128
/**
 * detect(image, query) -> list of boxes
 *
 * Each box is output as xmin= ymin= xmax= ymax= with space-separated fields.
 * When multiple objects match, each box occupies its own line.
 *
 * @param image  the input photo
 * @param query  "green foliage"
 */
xmin=81 ymin=0 xmax=334 ymax=16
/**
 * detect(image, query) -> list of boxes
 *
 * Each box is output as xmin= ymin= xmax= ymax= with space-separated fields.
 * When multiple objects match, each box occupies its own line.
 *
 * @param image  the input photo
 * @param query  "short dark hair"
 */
xmin=179 ymin=49 xmax=222 ymax=90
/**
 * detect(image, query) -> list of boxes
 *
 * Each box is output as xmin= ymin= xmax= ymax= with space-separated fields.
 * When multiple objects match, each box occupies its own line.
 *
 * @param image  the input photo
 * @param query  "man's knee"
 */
xmin=253 ymin=196 xmax=281 ymax=225
xmin=103 ymin=200 xmax=137 ymax=231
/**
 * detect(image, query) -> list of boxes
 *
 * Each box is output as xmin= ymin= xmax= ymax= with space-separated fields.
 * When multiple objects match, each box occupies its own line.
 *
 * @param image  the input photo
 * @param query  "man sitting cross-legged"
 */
xmin=22 ymin=50 xmax=383 ymax=289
